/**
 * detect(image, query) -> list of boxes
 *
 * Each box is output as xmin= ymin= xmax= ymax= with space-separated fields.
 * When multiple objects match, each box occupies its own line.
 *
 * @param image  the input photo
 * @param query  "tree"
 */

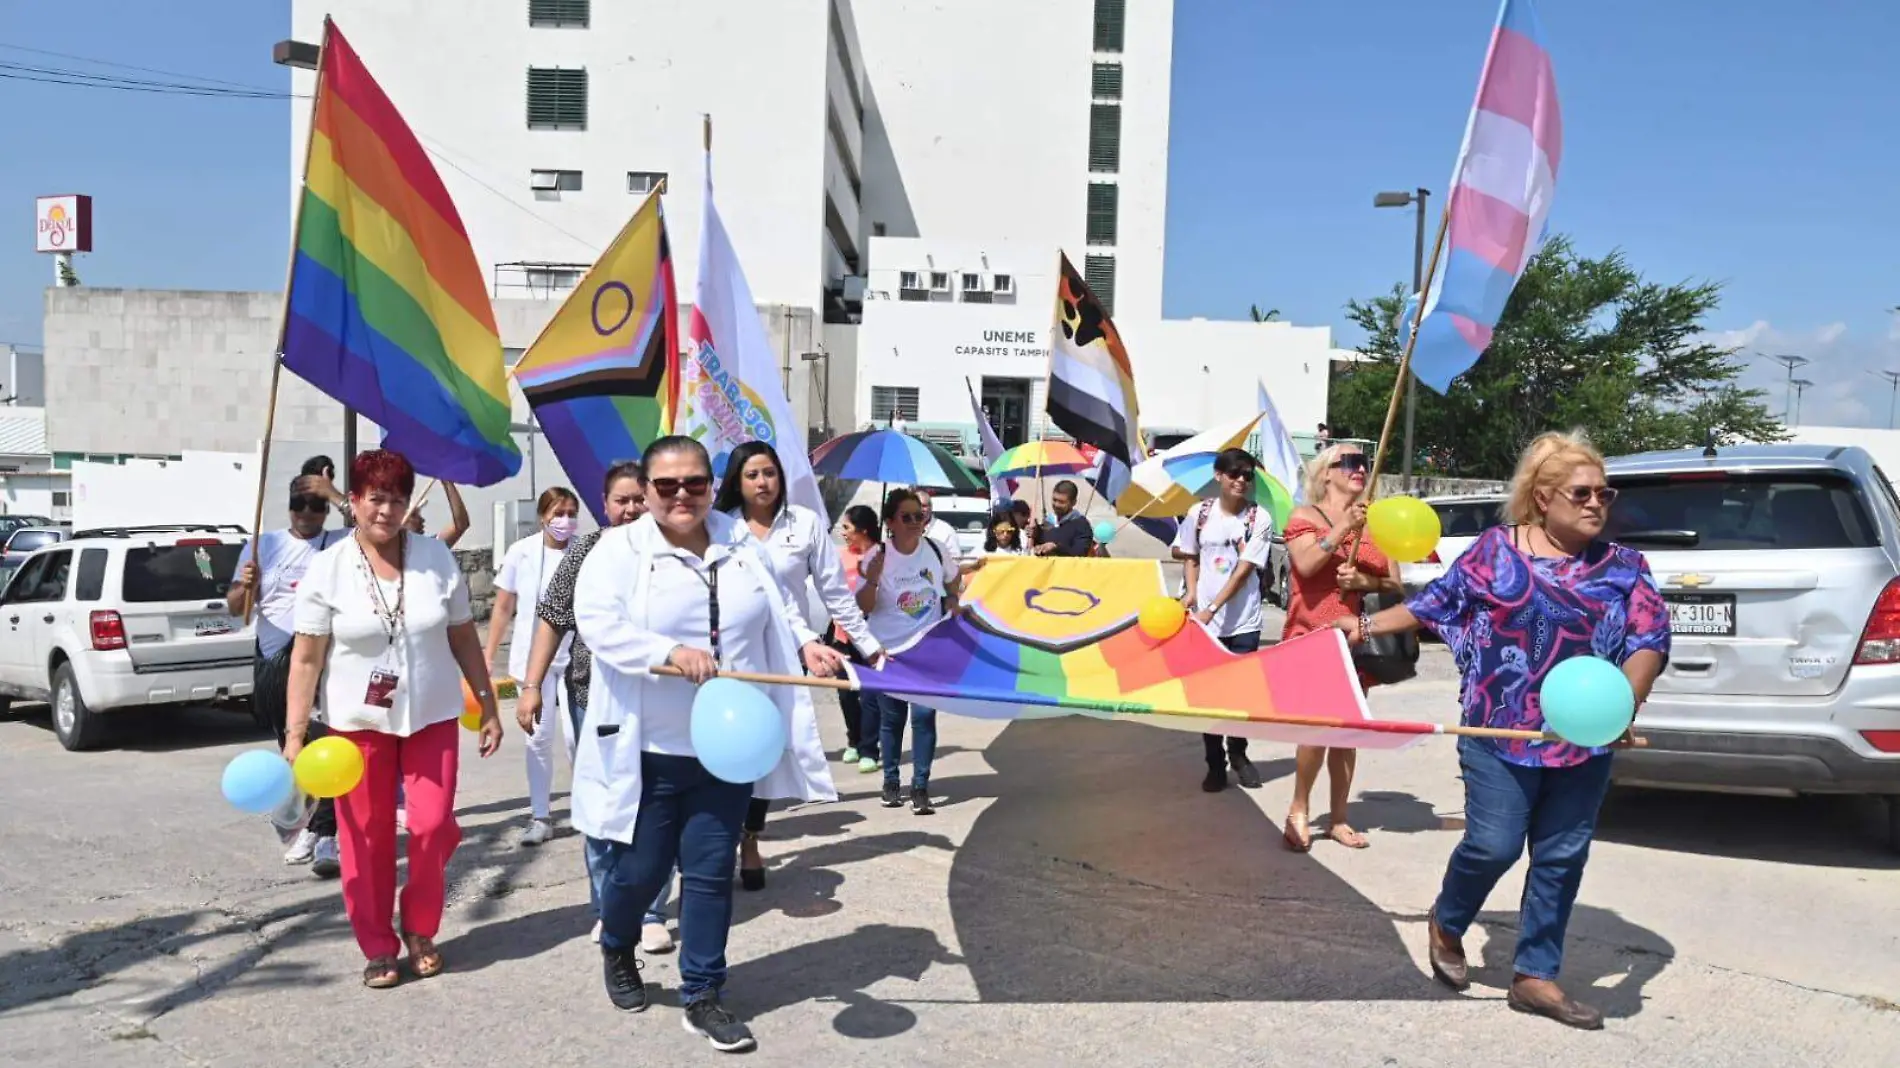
xmin=56 ymin=259 xmax=80 ymax=287
xmin=1249 ymin=304 xmax=1280 ymax=322
xmin=1330 ymin=236 xmax=1784 ymax=480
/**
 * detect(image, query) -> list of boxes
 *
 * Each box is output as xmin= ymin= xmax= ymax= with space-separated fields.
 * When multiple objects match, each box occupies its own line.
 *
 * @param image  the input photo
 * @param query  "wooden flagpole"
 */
xmin=404 ymin=478 xmax=440 ymax=524
xmin=245 ymin=21 xmax=333 ymax=625
xmin=648 ymin=664 xmax=1644 ymax=746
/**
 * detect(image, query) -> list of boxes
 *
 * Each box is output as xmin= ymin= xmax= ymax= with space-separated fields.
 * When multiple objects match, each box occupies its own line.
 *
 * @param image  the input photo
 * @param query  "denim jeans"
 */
xmin=1201 ymin=630 xmax=1260 ymax=768
xmin=867 ymin=690 xmax=937 ymax=791
xmin=596 ymin=753 xmax=753 ymax=1000
xmin=1434 ymin=737 xmax=1615 ymax=980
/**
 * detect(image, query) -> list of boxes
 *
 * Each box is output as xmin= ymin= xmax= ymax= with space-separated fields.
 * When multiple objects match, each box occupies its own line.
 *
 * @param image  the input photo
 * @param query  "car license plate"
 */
xmin=1665 ymin=593 xmax=1735 ymax=637
xmin=194 ymin=616 xmax=235 ymax=638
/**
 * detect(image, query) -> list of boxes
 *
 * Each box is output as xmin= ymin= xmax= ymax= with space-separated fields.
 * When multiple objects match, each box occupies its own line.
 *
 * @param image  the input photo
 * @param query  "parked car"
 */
xmin=1 ymin=525 xmax=69 ymax=587
xmin=0 ymin=515 xmax=53 ymax=538
xmin=1602 ymin=444 xmax=1900 ymax=851
xmin=0 ymin=524 xmax=254 ymax=751
xmin=1399 ymin=494 xmax=1509 ymax=593
xmin=929 ymin=494 xmax=995 ymax=559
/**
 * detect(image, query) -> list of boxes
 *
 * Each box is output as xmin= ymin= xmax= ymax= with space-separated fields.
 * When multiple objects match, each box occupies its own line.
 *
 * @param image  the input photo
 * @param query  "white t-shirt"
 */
xmin=293 ymin=532 xmax=473 ymax=736
xmin=235 ymin=528 xmax=347 ymax=657
xmin=860 ymin=539 xmax=953 ymax=653
xmin=495 ymin=534 xmax=573 ymax=680
xmin=637 ymin=542 xmax=776 ymax=756
xmin=924 ymin=517 xmax=964 ymax=563
xmin=1175 ymin=501 xmax=1274 ymax=638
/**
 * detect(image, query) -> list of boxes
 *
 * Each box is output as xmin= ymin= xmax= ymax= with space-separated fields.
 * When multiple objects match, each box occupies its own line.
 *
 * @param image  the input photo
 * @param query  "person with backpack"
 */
xmin=1175 ymin=448 xmax=1275 ymax=793
xmin=856 ymin=487 xmax=959 ymax=815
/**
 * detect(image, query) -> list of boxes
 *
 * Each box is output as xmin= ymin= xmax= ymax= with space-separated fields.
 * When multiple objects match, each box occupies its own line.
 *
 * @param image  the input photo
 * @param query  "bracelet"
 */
xmin=474 ymin=688 xmax=493 ymax=699
xmin=1359 ymin=609 xmax=1374 ymax=639
xmin=519 ymin=682 xmax=540 ymax=691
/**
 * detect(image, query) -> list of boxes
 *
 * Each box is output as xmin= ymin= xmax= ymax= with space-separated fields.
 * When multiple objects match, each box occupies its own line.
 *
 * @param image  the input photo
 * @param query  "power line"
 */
xmin=0 ymin=65 xmax=301 ymax=99
xmin=0 ymin=41 xmax=283 ymax=93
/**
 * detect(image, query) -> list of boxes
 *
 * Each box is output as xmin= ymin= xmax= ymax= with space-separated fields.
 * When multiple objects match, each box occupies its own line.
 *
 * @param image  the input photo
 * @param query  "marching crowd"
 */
xmin=226 ymin=427 xmax=1670 ymax=1050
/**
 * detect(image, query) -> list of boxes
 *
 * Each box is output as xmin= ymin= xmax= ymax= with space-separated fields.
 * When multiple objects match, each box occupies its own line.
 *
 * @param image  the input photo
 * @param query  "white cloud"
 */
xmin=1698 ymin=319 xmax=1900 ymax=429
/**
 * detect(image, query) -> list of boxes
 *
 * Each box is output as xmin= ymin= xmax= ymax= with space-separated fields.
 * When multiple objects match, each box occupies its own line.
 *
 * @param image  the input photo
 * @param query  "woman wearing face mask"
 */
xmin=1333 ymin=432 xmax=1668 ymax=1029
xmin=1280 ymin=443 xmax=1397 ymax=851
xmin=484 ymin=486 xmax=583 ymax=847
xmin=573 ymin=436 xmax=839 ymax=1052
xmin=712 ymin=441 xmax=881 ymax=891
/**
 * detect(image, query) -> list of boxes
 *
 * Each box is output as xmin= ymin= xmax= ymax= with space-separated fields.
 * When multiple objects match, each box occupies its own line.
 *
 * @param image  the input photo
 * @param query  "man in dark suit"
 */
xmin=1032 ymin=480 xmax=1095 ymax=557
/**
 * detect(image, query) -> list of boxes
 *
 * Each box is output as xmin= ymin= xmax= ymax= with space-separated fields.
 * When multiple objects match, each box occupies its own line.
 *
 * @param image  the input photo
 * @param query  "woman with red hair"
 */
xmin=285 ymin=449 xmax=504 ymax=988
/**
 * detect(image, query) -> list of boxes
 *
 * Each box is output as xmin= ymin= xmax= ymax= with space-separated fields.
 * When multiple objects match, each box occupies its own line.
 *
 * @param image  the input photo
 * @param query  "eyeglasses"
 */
xmin=1559 ymin=486 xmax=1620 ymax=507
xmin=894 ymin=511 xmax=927 ymax=525
xmin=1331 ymin=454 xmax=1370 ymax=474
xmin=1219 ymin=467 xmax=1257 ymax=481
xmin=288 ymin=495 xmax=329 ymax=514
xmin=649 ymin=475 xmax=712 ymax=498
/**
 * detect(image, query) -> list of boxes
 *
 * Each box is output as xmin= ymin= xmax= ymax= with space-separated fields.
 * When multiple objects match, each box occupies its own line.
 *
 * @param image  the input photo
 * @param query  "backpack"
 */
xmin=1193 ymin=500 xmax=1272 ymax=597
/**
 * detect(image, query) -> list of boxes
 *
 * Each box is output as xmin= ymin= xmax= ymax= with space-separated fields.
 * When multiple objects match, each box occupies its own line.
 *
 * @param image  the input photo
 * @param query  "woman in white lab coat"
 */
xmin=712 ymin=439 xmax=883 ymax=890
xmin=572 ymin=436 xmax=840 ymax=1054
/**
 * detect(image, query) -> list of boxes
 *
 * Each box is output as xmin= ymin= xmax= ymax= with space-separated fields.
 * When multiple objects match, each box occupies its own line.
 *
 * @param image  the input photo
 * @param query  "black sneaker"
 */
xmin=911 ymin=786 xmax=935 ymax=815
xmin=682 ymin=996 xmax=757 ymax=1053
xmin=601 ymin=945 xmax=647 ymax=1012
xmin=1229 ymin=755 xmax=1263 ymax=790
xmin=880 ymin=782 xmax=903 ymax=807
xmin=1201 ymin=766 xmax=1227 ymax=793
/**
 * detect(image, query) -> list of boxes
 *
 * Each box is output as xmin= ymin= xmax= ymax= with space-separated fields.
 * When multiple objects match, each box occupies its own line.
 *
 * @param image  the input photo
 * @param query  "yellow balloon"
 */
xmin=294 ymin=735 xmax=366 ymax=799
xmin=1137 ymin=596 xmax=1187 ymax=641
xmin=1367 ymin=496 xmax=1442 ymax=564
xmin=460 ymin=679 xmax=486 ymax=731
xmin=459 ymin=707 xmax=484 ymax=732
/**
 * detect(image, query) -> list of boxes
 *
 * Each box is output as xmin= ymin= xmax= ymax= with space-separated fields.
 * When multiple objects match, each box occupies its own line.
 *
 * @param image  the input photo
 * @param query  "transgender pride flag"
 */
xmin=1411 ymin=0 xmax=1561 ymax=393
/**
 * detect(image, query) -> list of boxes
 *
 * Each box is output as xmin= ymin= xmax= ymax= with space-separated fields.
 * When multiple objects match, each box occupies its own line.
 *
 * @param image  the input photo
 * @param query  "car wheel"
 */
xmin=0 ymin=695 xmax=14 ymax=720
xmin=51 ymin=662 xmax=105 ymax=752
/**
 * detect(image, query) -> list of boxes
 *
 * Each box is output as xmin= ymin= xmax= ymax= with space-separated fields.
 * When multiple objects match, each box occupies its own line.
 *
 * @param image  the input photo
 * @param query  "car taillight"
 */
xmin=1862 ymin=731 xmax=1900 ymax=753
xmin=1424 ymin=550 xmax=1442 ymax=565
xmin=89 ymin=610 xmax=127 ymax=651
xmin=1854 ymin=578 xmax=1900 ymax=665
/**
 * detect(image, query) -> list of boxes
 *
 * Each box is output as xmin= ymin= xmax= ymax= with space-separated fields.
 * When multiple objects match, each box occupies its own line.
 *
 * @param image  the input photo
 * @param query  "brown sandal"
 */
xmin=402 ymin=933 xmax=445 ymax=979
xmin=1281 ymin=813 xmax=1313 ymax=853
xmin=1325 ymin=823 xmax=1370 ymax=849
xmin=362 ymin=956 xmax=401 ymax=989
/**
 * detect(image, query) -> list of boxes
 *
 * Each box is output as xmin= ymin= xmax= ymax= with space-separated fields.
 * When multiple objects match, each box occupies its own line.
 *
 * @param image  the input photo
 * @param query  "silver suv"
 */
xmin=1603 ymin=444 xmax=1900 ymax=850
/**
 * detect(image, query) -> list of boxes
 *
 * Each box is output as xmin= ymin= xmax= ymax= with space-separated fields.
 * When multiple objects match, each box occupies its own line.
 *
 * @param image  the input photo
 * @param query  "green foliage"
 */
xmin=1331 ymin=236 xmax=1785 ymax=480
xmin=1249 ymin=304 xmax=1280 ymax=322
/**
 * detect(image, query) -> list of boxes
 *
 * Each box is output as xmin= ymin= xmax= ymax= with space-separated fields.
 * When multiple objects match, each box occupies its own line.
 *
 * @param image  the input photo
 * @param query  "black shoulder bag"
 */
xmin=1315 ymin=507 xmax=1418 ymax=685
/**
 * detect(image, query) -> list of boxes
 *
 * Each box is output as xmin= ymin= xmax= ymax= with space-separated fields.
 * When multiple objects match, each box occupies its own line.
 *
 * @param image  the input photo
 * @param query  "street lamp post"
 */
xmin=1873 ymin=370 xmax=1900 ymax=429
xmin=800 ymin=350 xmax=831 ymax=446
xmin=1375 ymin=187 xmax=1430 ymax=493
xmin=1757 ymin=352 xmax=1809 ymax=425
xmin=1790 ymin=378 xmax=1814 ymax=425
xmin=274 ymin=38 xmax=358 ymax=490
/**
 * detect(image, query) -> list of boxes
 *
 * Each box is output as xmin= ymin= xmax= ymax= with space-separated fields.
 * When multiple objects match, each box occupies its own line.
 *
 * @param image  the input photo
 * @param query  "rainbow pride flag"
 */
xmin=283 ymin=20 xmax=519 ymax=485
xmin=856 ymin=558 xmax=1429 ymax=749
xmin=512 ymin=190 xmax=679 ymax=520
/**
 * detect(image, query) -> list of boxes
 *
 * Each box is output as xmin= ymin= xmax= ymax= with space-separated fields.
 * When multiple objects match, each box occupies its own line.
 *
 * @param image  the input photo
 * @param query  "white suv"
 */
xmin=0 ymin=525 xmax=255 ymax=750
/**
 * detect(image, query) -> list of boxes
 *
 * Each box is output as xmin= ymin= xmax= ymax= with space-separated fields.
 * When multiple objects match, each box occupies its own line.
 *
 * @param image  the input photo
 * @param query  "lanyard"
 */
xmin=355 ymin=532 xmax=406 ymax=645
xmin=680 ymin=556 xmax=725 ymax=667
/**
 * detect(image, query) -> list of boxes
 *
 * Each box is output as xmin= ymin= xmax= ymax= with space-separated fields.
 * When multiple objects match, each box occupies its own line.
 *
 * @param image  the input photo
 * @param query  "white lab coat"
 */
xmin=723 ymin=503 xmax=883 ymax=659
xmin=570 ymin=510 xmax=836 ymax=845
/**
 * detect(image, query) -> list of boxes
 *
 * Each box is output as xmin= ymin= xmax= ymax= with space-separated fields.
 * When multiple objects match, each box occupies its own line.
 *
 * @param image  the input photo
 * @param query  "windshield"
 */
xmin=1605 ymin=471 xmax=1879 ymax=551
xmin=5 ymin=530 xmax=63 ymax=555
xmin=936 ymin=510 xmax=990 ymax=533
xmin=1430 ymin=500 xmax=1503 ymax=538
xmin=123 ymin=544 xmax=244 ymax=603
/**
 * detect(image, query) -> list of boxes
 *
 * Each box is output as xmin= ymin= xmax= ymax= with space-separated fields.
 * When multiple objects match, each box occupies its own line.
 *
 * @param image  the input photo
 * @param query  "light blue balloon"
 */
xmin=1539 ymin=656 xmax=1635 ymax=748
xmin=222 ymin=750 xmax=294 ymax=813
xmin=691 ymin=677 xmax=789 ymax=785
xmin=1091 ymin=520 xmax=1117 ymax=545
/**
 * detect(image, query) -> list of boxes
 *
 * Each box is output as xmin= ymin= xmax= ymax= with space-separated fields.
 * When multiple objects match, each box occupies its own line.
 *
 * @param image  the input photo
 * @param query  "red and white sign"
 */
xmin=36 ymin=194 xmax=93 ymax=253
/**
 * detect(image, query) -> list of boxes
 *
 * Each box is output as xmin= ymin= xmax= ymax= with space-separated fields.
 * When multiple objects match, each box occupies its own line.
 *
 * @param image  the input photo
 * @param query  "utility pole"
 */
xmin=1875 ymin=370 xmax=1900 ymax=429
xmin=1375 ymin=187 xmax=1430 ymax=492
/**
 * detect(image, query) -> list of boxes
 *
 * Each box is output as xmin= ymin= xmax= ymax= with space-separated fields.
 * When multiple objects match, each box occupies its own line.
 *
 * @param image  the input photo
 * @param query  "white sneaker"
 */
xmin=282 ymin=827 xmax=318 ymax=865
xmin=310 ymin=837 xmax=341 ymax=879
xmin=517 ymin=819 xmax=554 ymax=847
xmin=590 ymin=920 xmax=602 ymax=944
xmin=395 ymin=807 xmax=407 ymax=833
xmin=641 ymin=921 xmax=675 ymax=954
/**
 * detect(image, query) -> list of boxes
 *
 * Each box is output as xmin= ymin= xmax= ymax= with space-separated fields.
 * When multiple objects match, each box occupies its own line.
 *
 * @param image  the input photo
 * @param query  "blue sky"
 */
xmin=2 ymin=1 xmax=1896 ymax=424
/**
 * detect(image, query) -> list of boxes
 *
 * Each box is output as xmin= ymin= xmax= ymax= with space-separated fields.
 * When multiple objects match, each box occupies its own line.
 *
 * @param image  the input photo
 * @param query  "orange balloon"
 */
xmin=460 ymin=680 xmax=484 ymax=731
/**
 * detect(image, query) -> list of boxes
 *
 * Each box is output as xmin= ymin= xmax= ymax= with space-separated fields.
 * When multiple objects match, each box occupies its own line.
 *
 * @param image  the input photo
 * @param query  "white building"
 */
xmin=288 ymin=0 xmax=1171 ymax=323
xmin=0 ymin=408 xmax=68 ymax=522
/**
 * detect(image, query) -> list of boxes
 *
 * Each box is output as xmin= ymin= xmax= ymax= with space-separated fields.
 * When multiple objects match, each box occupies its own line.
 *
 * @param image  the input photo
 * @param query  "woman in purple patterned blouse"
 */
xmin=1334 ymin=432 xmax=1669 ymax=1030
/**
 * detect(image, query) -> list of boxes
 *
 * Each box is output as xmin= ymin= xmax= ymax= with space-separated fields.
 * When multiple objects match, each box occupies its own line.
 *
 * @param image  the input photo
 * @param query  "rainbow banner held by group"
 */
xmin=855 ymin=557 xmax=1428 ymax=749
xmin=283 ymin=19 xmax=519 ymax=485
xmin=512 ymin=191 xmax=680 ymax=522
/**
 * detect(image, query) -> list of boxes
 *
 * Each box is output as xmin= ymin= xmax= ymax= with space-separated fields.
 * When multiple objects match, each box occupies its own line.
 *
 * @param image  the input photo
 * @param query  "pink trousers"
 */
xmin=333 ymin=718 xmax=462 ymax=960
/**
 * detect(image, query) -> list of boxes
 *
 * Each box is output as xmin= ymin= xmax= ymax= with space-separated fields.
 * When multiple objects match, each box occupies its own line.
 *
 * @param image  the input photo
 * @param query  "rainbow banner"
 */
xmin=512 ymin=192 xmax=679 ymax=522
xmin=283 ymin=20 xmax=519 ymax=485
xmin=856 ymin=558 xmax=1428 ymax=749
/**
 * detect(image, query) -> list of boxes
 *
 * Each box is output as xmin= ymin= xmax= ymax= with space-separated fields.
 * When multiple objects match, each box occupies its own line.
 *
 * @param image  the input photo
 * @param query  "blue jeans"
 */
xmin=595 ymin=753 xmax=752 ymax=1000
xmin=1434 ymin=738 xmax=1614 ymax=980
xmin=868 ymin=691 xmax=937 ymax=791
xmin=569 ymin=702 xmax=674 ymax=927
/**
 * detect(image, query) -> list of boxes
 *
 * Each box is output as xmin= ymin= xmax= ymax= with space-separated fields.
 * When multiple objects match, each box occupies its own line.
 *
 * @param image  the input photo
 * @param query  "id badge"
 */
xmin=364 ymin=668 xmax=401 ymax=708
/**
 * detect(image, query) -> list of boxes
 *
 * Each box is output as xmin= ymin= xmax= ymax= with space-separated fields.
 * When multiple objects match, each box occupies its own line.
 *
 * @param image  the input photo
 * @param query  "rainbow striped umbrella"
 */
xmin=809 ymin=429 xmax=985 ymax=493
xmin=987 ymin=440 xmax=1090 ymax=480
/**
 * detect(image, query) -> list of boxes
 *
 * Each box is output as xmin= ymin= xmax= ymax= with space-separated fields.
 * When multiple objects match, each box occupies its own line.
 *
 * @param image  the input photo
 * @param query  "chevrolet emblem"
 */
xmin=1670 ymin=574 xmax=1714 ymax=589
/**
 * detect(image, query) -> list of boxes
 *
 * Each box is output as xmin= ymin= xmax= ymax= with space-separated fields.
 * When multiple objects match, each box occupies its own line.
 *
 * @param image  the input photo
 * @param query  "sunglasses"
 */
xmin=1559 ymin=486 xmax=1619 ymax=507
xmin=288 ymin=495 xmax=329 ymax=514
xmin=894 ymin=511 xmax=927 ymax=525
xmin=649 ymin=475 xmax=712 ymax=499
xmin=1330 ymin=454 xmax=1370 ymax=474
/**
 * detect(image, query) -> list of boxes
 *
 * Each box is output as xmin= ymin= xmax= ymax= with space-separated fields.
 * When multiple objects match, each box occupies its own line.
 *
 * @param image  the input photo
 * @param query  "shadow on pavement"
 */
xmin=727 ymin=923 xmax=962 ymax=1038
xmin=1464 ymin=903 xmax=1676 ymax=1020
xmin=1354 ymin=789 xmax=1466 ymax=834
xmin=733 ymin=829 xmax=957 ymax=927
xmin=2 ymin=702 xmax=270 ymax=753
xmin=1595 ymin=787 xmax=1900 ymax=870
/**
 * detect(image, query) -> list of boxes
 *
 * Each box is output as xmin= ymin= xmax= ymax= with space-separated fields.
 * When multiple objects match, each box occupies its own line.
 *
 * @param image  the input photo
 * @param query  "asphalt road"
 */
xmin=2 ymin=613 xmax=1898 ymax=1066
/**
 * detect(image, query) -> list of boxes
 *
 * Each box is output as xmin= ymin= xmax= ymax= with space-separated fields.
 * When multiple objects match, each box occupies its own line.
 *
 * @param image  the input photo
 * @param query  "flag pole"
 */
xmin=647 ymin=664 xmax=1644 ymax=746
xmin=246 ymin=20 xmax=333 ymax=624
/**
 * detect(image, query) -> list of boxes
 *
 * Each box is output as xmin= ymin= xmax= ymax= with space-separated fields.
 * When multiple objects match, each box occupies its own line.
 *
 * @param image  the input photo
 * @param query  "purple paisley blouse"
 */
xmin=1406 ymin=525 xmax=1672 ymax=768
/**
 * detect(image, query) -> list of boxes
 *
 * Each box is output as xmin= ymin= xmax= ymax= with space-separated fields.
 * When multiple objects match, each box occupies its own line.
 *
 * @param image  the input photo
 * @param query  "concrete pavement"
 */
xmin=2 ymin=624 xmax=1898 ymax=1066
